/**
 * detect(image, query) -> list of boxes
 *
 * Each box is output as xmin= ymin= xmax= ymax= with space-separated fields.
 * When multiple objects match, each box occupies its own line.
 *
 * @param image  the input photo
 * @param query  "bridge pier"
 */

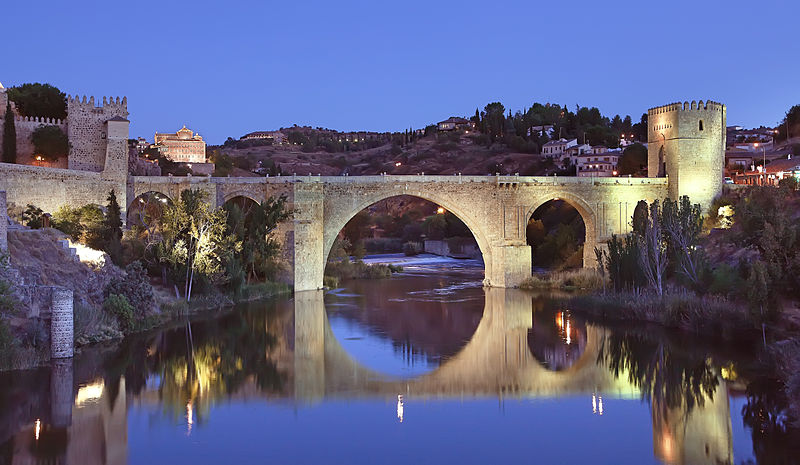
xmin=486 ymin=244 xmax=531 ymax=288
xmin=294 ymin=290 xmax=326 ymax=403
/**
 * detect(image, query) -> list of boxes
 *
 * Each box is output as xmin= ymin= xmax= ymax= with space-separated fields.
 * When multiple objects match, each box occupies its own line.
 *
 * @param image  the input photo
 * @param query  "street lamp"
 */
xmin=754 ymin=142 xmax=766 ymax=185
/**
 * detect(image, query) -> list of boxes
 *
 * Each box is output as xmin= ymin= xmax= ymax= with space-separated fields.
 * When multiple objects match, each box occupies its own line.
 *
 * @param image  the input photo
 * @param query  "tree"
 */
xmin=2 ymin=102 xmax=16 ymax=163
xmin=483 ymin=102 xmax=506 ymax=140
xmin=158 ymin=189 xmax=240 ymax=301
xmin=776 ymin=104 xmax=800 ymax=142
xmin=22 ymin=205 xmax=44 ymax=228
xmin=660 ymin=196 xmax=704 ymax=287
xmin=7 ymin=83 xmax=67 ymax=120
xmin=618 ymin=143 xmax=647 ymax=175
xmin=31 ymin=125 xmax=68 ymax=161
xmin=638 ymin=201 xmax=667 ymax=296
xmin=103 ymin=190 xmax=123 ymax=264
xmin=226 ymin=195 xmax=290 ymax=283
xmin=631 ymin=200 xmax=648 ymax=235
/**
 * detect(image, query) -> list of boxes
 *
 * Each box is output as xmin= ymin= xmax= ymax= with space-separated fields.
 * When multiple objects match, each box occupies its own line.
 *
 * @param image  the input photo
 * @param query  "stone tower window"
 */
xmin=699 ymin=120 xmax=704 ymax=131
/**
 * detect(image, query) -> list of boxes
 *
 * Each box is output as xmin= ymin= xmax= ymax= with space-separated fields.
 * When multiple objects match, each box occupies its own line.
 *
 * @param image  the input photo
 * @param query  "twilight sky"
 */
xmin=2 ymin=0 xmax=798 ymax=144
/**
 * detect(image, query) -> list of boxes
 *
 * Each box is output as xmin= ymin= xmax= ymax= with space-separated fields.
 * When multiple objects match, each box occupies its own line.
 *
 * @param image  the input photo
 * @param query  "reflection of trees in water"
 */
xmin=599 ymin=330 xmax=718 ymax=413
xmin=739 ymin=353 xmax=800 ymax=465
xmin=527 ymin=311 xmax=587 ymax=371
xmin=103 ymin=302 xmax=290 ymax=425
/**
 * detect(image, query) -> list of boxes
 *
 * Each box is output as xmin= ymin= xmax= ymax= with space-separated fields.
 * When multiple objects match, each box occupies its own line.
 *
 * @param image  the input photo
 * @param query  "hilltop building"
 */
xmin=241 ymin=131 xmax=287 ymax=145
xmin=437 ymin=117 xmax=473 ymax=131
xmin=154 ymin=126 xmax=206 ymax=163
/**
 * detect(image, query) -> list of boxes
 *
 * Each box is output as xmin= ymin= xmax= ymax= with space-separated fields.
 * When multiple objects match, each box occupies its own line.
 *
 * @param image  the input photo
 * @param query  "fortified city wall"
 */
xmin=0 ymin=87 xmax=130 ymax=218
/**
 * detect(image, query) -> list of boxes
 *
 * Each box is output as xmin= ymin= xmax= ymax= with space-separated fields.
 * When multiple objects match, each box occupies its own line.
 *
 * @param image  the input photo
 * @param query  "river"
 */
xmin=0 ymin=255 xmax=797 ymax=464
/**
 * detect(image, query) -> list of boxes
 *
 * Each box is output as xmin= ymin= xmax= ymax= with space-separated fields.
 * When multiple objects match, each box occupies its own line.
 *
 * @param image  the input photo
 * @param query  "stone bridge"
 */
xmin=293 ymin=288 xmax=733 ymax=465
xmin=129 ymin=174 xmax=669 ymax=290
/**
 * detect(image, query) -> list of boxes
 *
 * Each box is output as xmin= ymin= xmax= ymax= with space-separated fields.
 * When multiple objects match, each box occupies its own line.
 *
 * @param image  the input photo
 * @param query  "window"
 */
xmin=699 ymin=120 xmax=704 ymax=131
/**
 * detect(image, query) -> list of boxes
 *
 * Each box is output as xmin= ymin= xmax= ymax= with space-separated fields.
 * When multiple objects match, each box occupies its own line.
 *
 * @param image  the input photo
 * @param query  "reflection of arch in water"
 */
xmin=527 ymin=310 xmax=588 ymax=371
xmin=294 ymin=288 xmax=628 ymax=400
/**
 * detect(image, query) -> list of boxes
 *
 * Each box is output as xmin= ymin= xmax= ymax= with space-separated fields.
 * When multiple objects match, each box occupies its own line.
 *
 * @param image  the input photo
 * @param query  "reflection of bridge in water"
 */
xmin=295 ymin=288 xmax=734 ymax=465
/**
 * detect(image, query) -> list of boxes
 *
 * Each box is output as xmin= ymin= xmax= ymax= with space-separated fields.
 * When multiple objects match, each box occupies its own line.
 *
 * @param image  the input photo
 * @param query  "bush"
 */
xmin=0 ymin=319 xmax=18 ymax=366
xmin=403 ymin=241 xmax=421 ymax=256
xmin=104 ymin=261 xmax=155 ymax=319
xmin=31 ymin=125 xmax=69 ymax=161
xmin=363 ymin=238 xmax=404 ymax=254
xmin=22 ymin=204 xmax=44 ymax=228
xmin=103 ymin=294 xmax=134 ymax=332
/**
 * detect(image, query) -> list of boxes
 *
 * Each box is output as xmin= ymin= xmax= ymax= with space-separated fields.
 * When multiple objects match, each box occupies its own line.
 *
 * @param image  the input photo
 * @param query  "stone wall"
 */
xmin=0 ymin=163 xmax=126 ymax=217
xmin=0 ymin=115 xmax=68 ymax=168
xmin=0 ymin=190 xmax=6 ymax=252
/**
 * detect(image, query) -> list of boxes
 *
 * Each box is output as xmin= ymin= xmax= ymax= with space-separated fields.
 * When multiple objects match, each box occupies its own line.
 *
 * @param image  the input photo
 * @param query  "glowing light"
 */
xmin=436 ymin=207 xmax=445 ymax=214
xmin=69 ymin=240 xmax=107 ymax=266
xmin=75 ymin=380 xmax=105 ymax=406
xmin=187 ymin=401 xmax=194 ymax=434
xmin=592 ymin=395 xmax=597 ymax=414
xmin=598 ymin=396 xmax=604 ymax=415
xmin=566 ymin=319 xmax=571 ymax=345
xmin=612 ymin=171 xmax=618 ymax=176
xmin=397 ymin=395 xmax=404 ymax=423
xmin=395 ymin=162 xmax=402 ymax=167
xmin=34 ymin=419 xmax=41 ymax=441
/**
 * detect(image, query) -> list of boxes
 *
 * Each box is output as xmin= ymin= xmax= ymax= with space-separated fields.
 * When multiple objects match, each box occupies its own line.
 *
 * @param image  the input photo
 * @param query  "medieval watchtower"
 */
xmin=66 ymin=95 xmax=129 ymax=175
xmin=647 ymin=100 xmax=726 ymax=212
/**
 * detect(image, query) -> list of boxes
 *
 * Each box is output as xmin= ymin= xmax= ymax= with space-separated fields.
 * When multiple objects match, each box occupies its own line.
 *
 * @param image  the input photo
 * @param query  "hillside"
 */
xmin=212 ymin=132 xmax=560 ymax=177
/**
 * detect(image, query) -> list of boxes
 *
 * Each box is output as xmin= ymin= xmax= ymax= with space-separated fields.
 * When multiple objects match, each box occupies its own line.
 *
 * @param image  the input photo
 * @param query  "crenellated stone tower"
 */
xmin=647 ymin=100 xmax=726 ymax=212
xmin=66 ymin=95 xmax=129 ymax=174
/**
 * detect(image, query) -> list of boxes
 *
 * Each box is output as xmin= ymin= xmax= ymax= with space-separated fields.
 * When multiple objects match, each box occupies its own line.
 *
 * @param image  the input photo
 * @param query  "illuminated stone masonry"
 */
xmin=0 ymin=98 xmax=723 ymax=291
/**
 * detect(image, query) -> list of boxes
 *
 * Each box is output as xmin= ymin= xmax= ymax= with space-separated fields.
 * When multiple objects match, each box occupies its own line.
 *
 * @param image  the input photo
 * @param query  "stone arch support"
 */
xmin=525 ymin=191 xmax=599 ymax=268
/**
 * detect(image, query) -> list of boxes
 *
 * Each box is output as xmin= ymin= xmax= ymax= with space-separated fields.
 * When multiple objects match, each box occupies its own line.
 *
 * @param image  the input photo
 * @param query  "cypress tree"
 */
xmin=2 ymin=102 xmax=16 ymax=163
xmin=103 ymin=190 xmax=123 ymax=264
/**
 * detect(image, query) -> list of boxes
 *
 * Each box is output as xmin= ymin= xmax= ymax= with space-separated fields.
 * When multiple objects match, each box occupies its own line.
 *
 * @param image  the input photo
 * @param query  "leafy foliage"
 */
xmin=104 ymin=261 xmax=155 ymax=320
xmin=7 ymin=83 xmax=66 ymax=119
xmin=31 ymin=125 xmax=68 ymax=161
xmin=2 ymin=102 xmax=16 ymax=163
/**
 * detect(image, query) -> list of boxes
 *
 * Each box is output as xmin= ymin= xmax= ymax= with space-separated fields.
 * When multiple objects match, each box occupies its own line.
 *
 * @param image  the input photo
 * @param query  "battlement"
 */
xmin=647 ymin=100 xmax=725 ymax=115
xmin=66 ymin=95 xmax=128 ymax=114
xmin=13 ymin=115 xmax=65 ymax=125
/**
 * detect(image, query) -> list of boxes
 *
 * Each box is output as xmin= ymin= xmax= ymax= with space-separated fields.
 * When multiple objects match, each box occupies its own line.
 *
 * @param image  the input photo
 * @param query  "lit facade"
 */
xmin=154 ymin=126 xmax=206 ymax=163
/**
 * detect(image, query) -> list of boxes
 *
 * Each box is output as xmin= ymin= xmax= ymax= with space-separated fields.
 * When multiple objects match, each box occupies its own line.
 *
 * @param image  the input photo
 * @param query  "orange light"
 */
xmin=436 ymin=207 xmax=445 ymax=214
xmin=612 ymin=171 xmax=618 ymax=176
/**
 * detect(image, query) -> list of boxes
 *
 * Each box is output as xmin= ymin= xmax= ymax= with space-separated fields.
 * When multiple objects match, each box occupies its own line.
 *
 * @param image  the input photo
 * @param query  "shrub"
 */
xmin=103 ymin=294 xmax=134 ymax=332
xmin=22 ymin=204 xmax=44 ymax=228
xmin=0 ymin=318 xmax=18 ymax=366
xmin=403 ymin=241 xmax=420 ymax=256
xmin=104 ymin=261 xmax=155 ymax=319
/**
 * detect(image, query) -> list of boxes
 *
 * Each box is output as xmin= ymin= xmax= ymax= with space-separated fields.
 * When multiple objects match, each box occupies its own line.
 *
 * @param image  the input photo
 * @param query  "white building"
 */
xmin=576 ymin=152 xmax=620 ymax=177
xmin=542 ymin=138 xmax=577 ymax=157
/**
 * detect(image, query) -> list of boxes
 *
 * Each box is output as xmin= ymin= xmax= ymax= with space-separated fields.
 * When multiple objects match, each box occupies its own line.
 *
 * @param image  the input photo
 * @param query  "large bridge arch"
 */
xmin=320 ymin=189 xmax=496 ymax=283
xmin=525 ymin=191 xmax=598 ymax=268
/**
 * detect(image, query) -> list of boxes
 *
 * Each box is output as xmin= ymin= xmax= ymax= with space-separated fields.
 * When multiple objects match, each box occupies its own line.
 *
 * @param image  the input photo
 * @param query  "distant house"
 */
xmin=437 ymin=117 xmax=473 ymax=131
xmin=564 ymin=143 xmax=592 ymax=164
xmin=542 ymin=138 xmax=577 ymax=158
xmin=725 ymin=148 xmax=755 ymax=171
xmin=576 ymin=152 xmax=620 ymax=177
xmin=154 ymin=126 xmax=207 ymax=163
xmin=527 ymin=124 xmax=554 ymax=137
xmin=735 ymin=156 xmax=800 ymax=186
xmin=241 ymin=131 xmax=287 ymax=145
xmin=591 ymin=145 xmax=608 ymax=154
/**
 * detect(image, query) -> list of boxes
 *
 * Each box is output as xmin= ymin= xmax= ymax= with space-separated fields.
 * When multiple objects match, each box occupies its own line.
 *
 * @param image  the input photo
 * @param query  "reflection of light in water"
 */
xmin=397 ymin=395 xmax=404 ymax=423
xmin=591 ymin=393 xmax=604 ymax=416
xmin=34 ymin=419 xmax=40 ymax=441
xmin=74 ymin=380 xmax=104 ymax=406
xmin=187 ymin=401 xmax=194 ymax=435
xmin=566 ymin=319 xmax=571 ymax=345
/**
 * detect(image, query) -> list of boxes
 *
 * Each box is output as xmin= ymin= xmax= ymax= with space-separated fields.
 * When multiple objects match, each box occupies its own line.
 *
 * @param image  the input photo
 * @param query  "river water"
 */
xmin=0 ymin=255 xmax=797 ymax=464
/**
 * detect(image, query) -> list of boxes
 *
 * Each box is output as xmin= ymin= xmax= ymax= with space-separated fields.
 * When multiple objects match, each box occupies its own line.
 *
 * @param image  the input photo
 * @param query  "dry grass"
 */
xmin=520 ymin=268 xmax=606 ymax=291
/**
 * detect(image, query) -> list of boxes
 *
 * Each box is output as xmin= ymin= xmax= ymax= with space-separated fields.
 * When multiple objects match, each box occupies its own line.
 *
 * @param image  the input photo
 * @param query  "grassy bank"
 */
xmin=565 ymin=290 xmax=756 ymax=342
xmin=519 ymin=269 xmax=605 ymax=291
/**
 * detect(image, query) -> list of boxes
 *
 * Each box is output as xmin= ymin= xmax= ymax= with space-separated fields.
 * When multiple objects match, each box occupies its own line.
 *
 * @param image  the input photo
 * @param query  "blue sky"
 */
xmin=2 ymin=0 xmax=798 ymax=144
